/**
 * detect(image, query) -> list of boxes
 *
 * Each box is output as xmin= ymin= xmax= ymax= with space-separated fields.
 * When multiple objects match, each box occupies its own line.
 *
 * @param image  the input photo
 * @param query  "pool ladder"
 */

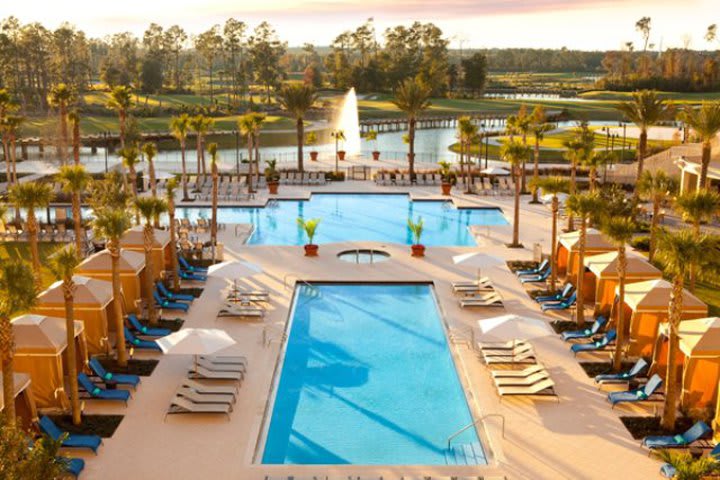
xmin=283 ymin=273 xmax=316 ymax=292
xmin=262 ymin=325 xmax=287 ymax=347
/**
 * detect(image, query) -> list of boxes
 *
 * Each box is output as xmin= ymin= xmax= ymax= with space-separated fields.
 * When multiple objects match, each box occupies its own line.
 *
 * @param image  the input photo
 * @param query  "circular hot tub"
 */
xmin=337 ymin=249 xmax=391 ymax=264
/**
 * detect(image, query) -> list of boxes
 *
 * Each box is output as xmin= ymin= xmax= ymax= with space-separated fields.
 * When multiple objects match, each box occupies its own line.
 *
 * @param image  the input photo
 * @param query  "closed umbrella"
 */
xmin=480 ymin=167 xmax=510 ymax=176
xmin=453 ymin=252 xmax=505 ymax=283
xmin=157 ymin=328 xmax=236 ymax=372
xmin=208 ymin=260 xmax=262 ymax=279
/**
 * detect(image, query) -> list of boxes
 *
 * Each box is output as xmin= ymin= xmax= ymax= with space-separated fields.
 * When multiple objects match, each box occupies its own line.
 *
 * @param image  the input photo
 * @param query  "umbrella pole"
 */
xmin=477 ymin=268 xmax=482 ymax=284
xmin=194 ymin=354 xmax=198 ymax=373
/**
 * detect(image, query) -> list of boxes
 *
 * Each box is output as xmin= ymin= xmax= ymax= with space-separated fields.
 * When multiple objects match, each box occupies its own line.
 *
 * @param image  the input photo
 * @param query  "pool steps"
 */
xmin=444 ymin=441 xmax=487 ymax=465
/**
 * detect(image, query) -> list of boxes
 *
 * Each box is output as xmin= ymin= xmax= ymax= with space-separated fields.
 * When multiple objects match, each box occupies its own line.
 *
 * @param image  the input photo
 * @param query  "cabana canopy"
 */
xmin=678 ymin=317 xmax=720 ymax=358
xmin=33 ymin=276 xmax=114 ymax=354
xmin=0 ymin=373 xmax=37 ymax=428
xmin=77 ymin=249 xmax=145 ymax=312
xmin=120 ymin=226 xmax=173 ymax=276
xmin=556 ymin=228 xmax=615 ymax=278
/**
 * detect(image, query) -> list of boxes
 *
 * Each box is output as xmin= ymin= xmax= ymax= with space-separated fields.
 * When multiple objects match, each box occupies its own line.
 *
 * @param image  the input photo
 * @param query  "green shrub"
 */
xmin=631 ymin=235 xmax=650 ymax=252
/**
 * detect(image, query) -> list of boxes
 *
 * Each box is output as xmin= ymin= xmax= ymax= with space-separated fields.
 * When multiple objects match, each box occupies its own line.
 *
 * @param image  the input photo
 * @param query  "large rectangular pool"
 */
xmin=177 ymin=194 xmax=507 ymax=246
xmin=260 ymin=283 xmax=485 ymax=465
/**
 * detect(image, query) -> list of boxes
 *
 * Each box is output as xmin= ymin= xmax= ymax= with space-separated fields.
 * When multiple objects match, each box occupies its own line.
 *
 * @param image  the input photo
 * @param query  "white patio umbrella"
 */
xmin=453 ymin=252 xmax=505 ymax=283
xmin=208 ymin=260 xmax=263 ymax=279
xmin=541 ymin=192 xmax=569 ymax=204
xmin=477 ymin=314 xmax=553 ymax=352
xmin=156 ymin=328 xmax=236 ymax=371
xmin=480 ymin=166 xmax=510 ymax=176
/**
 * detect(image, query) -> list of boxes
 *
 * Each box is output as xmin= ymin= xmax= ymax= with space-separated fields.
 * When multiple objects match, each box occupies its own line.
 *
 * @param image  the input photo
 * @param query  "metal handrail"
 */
xmin=282 ymin=273 xmax=315 ymax=291
xmin=447 ymin=414 xmax=505 ymax=449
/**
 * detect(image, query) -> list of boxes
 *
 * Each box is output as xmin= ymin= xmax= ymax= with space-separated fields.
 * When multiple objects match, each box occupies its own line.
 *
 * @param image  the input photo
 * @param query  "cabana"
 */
xmin=120 ymin=226 xmax=172 ymax=279
xmin=32 ymin=276 xmax=115 ymax=354
xmin=11 ymin=314 xmax=86 ymax=409
xmin=584 ymin=251 xmax=663 ymax=315
xmin=0 ymin=373 xmax=38 ymax=429
xmin=617 ymin=279 xmax=708 ymax=357
xmin=556 ymin=228 xmax=615 ymax=280
xmin=77 ymin=249 xmax=146 ymax=313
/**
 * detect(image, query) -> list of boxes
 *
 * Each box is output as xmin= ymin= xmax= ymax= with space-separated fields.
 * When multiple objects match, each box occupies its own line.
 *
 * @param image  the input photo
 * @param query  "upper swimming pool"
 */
xmin=260 ymin=283 xmax=485 ymax=465
xmin=177 ymin=194 xmax=506 ymax=246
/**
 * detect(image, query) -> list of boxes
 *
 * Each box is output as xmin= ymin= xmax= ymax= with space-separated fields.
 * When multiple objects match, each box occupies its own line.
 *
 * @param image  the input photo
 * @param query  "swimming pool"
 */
xmin=177 ymin=194 xmax=506 ymax=246
xmin=260 ymin=283 xmax=485 ymax=465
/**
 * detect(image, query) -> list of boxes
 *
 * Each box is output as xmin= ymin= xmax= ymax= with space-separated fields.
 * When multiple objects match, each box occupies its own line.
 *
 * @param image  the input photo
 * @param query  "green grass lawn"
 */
xmin=0 ymin=242 xmax=65 ymax=288
xmin=695 ymin=283 xmax=720 ymax=317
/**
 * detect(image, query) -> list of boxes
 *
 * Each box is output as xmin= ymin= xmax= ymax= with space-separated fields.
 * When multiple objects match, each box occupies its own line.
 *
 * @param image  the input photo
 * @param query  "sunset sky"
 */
xmin=1 ymin=0 xmax=717 ymax=50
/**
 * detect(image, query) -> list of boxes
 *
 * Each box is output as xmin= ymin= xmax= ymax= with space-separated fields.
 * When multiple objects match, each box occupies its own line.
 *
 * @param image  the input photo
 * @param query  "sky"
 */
xmin=1 ymin=0 xmax=718 ymax=51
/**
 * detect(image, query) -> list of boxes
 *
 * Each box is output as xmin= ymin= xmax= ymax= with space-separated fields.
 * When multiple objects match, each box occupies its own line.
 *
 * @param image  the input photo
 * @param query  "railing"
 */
xmin=447 ymin=413 xmax=505 ymax=449
xmin=282 ymin=273 xmax=316 ymax=291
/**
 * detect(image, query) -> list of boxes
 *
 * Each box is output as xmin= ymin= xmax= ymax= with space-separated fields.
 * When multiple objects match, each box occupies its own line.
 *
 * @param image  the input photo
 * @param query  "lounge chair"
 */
xmin=608 ymin=374 xmax=663 ymax=408
xmin=227 ymin=290 xmax=270 ymax=302
xmin=561 ymin=315 xmax=607 ymax=341
xmin=459 ymin=293 xmax=504 ymax=308
xmin=179 ymin=256 xmax=208 ymax=273
xmin=477 ymin=339 xmax=529 ymax=350
xmin=153 ymin=291 xmax=190 ymax=312
xmin=124 ymin=327 xmax=162 ymax=351
xmin=200 ymin=355 xmax=248 ymax=366
xmin=188 ymin=365 xmax=243 ymax=382
xmin=175 ymin=386 xmax=236 ymax=406
xmin=179 ymin=269 xmax=207 ymax=282
xmin=497 ymin=379 xmax=558 ymax=400
xmin=196 ymin=358 xmax=245 ymax=373
xmin=38 ymin=416 xmax=102 ymax=454
xmin=453 ymin=282 xmax=495 ymax=294
xmin=519 ymin=268 xmax=551 ymax=284
xmin=88 ymin=357 xmax=140 ymax=389
xmin=661 ymin=443 xmax=720 ymax=478
xmin=181 ymin=378 xmax=239 ymax=396
xmin=166 ymin=396 xmax=231 ymax=420
xmin=516 ymin=259 xmax=549 ymax=276
xmin=595 ymin=358 xmax=648 ymax=385
xmin=157 ymin=282 xmax=195 ymax=302
xmin=77 ymin=373 xmax=131 ymax=404
xmin=540 ymin=292 xmax=577 ymax=312
xmin=494 ymin=371 xmax=551 ymax=387
xmin=571 ymin=329 xmax=616 ymax=355
xmin=643 ymin=421 xmax=711 ymax=450
xmin=484 ymin=349 xmax=537 ymax=364
xmin=218 ymin=302 xmax=265 ymax=318
xmin=481 ymin=342 xmax=534 ymax=357
xmin=490 ymin=364 xmax=546 ymax=378
xmin=451 ymin=276 xmax=492 ymax=289
xmin=128 ymin=313 xmax=171 ymax=337
xmin=535 ymin=283 xmax=574 ymax=303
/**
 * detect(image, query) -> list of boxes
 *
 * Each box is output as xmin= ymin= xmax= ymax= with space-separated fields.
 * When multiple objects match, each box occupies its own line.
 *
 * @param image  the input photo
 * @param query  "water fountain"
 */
xmin=334 ymin=88 xmax=361 ymax=156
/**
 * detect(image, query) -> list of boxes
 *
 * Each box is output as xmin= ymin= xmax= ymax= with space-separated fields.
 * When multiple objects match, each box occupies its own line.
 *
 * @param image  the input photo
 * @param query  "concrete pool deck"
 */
xmin=80 ymin=184 xmax=661 ymax=479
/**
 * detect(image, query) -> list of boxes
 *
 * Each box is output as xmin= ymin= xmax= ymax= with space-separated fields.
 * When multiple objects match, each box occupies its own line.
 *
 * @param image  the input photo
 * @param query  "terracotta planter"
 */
xmin=310 ymin=151 xmax=318 ymax=161
xmin=441 ymin=182 xmax=452 ymax=196
xmin=411 ymin=244 xmax=426 ymax=257
xmin=372 ymin=151 xmax=381 ymax=161
xmin=304 ymin=244 xmax=319 ymax=257
xmin=337 ymin=151 xmax=346 ymax=161
xmin=268 ymin=181 xmax=279 ymax=194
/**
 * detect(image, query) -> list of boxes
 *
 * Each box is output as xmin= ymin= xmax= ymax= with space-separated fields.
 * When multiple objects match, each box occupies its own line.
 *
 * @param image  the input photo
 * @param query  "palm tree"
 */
xmin=141 ymin=142 xmax=158 ymax=198
xmin=529 ymin=107 xmax=554 ymax=203
xmin=250 ymin=113 xmax=266 ymax=186
xmin=616 ymin=90 xmax=672 ymax=181
xmin=165 ymin=178 xmax=181 ymax=292
xmin=654 ymin=449 xmax=719 ymax=480
xmin=277 ymin=84 xmax=317 ymax=172
xmin=0 ymin=260 xmax=36 ymax=423
xmin=674 ymin=189 xmax=720 ymax=291
xmin=237 ymin=114 xmax=255 ymax=194
xmin=679 ymin=102 xmax=720 ymax=188
xmin=208 ymin=143 xmax=220 ymax=263
xmin=135 ymin=197 xmax=168 ymax=326
xmin=392 ymin=78 xmax=432 ymax=179
xmin=107 ymin=86 xmax=133 ymax=149
xmin=1 ymin=115 xmax=24 ymax=185
xmin=565 ymin=191 xmax=605 ymax=326
xmin=511 ymin=105 xmax=533 ymax=191
xmin=581 ymin=150 xmax=613 ymax=192
xmin=47 ymin=84 xmax=75 ymax=166
xmin=57 ymin=165 xmax=91 ymax=256
xmin=118 ymin=146 xmax=142 ymax=223
xmin=189 ymin=115 xmax=214 ymax=180
xmin=457 ymin=116 xmax=478 ymax=192
xmin=68 ymin=109 xmax=81 ymax=165
xmin=92 ymin=209 xmax=131 ymax=365
xmin=602 ymin=216 xmax=637 ymax=371
xmin=655 ymin=230 xmax=720 ymax=430
xmin=48 ymin=246 xmax=82 ymax=425
xmin=529 ymin=176 xmax=570 ymax=293
xmin=8 ymin=182 xmax=54 ymax=286
xmin=501 ymin=140 xmax=532 ymax=248
xmin=637 ymin=170 xmax=678 ymax=262
xmin=562 ymin=137 xmax=586 ymax=231
xmin=170 ymin=114 xmax=192 ymax=201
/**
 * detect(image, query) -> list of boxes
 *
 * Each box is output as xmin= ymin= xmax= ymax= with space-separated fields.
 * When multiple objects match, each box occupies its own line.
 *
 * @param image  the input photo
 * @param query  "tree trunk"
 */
xmin=512 ymin=165 xmax=521 ymax=246
xmin=550 ymin=197 xmax=558 ymax=293
xmin=3 ymin=140 xmax=12 ymax=186
xmin=613 ymin=246 xmax=627 ymax=371
xmin=149 ymin=159 xmax=156 ymax=198
xmin=10 ymin=136 xmax=18 ymax=185
xmin=59 ymin=105 xmax=68 ymax=166
xmin=689 ymin=223 xmax=700 ymax=292
xmin=143 ymin=225 xmax=158 ymax=325
xmin=636 ymin=129 xmax=647 ymax=185
xmin=649 ymin=199 xmax=660 ymax=262
xmin=72 ymin=193 xmax=84 ymax=256
xmin=247 ymin=137 xmax=254 ymax=194
xmin=297 ymin=118 xmax=304 ymax=173
xmin=72 ymin=117 xmax=80 ymax=165
xmin=459 ymin=141 xmax=465 ymax=191
xmin=0 ymin=316 xmax=16 ymax=422
xmin=200 ymin=135 xmax=207 ymax=177
xmin=180 ymin=141 xmax=189 ymax=200
xmin=408 ymin=118 xmax=416 ymax=179
xmin=195 ymin=138 xmax=202 ymax=187
xmin=168 ymin=202 xmax=180 ymax=292
xmin=699 ymin=141 xmax=711 ymax=188
xmin=110 ymin=244 xmax=128 ymax=366
xmin=532 ymin=138 xmax=540 ymax=202
xmin=661 ymin=277 xmax=684 ymax=430
xmin=130 ymin=170 xmax=139 ymax=225
xmin=27 ymin=210 xmax=41 ymax=288
xmin=119 ymin=111 xmax=126 ymax=149
xmin=567 ymin=160 xmax=576 ymax=231
xmin=211 ymin=164 xmax=218 ymax=263
xmin=576 ymin=219 xmax=587 ymax=327
xmin=62 ymin=281 xmax=82 ymax=425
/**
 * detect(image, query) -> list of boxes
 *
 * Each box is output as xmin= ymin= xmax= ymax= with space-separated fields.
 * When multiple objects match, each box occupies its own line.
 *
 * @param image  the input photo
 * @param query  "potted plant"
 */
xmin=333 ymin=129 xmax=347 ymax=161
xmin=297 ymin=217 xmax=321 ymax=256
xmin=306 ymin=132 xmax=318 ymax=161
xmin=364 ymin=130 xmax=380 ymax=160
xmin=438 ymin=160 xmax=455 ymax=196
xmin=265 ymin=159 xmax=280 ymax=194
xmin=408 ymin=216 xmax=425 ymax=257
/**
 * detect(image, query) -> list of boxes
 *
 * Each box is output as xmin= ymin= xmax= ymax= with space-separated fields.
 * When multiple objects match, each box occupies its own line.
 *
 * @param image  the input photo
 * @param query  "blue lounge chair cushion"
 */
xmin=536 ymin=284 xmax=573 ymax=303
xmin=571 ymin=329 xmax=616 ymax=353
xmin=128 ymin=313 xmax=171 ymax=337
xmin=541 ymin=292 xmax=577 ymax=312
xmin=88 ymin=358 xmax=140 ymax=387
xmin=179 ymin=256 xmax=208 ymax=273
xmin=562 ymin=316 xmax=607 ymax=341
xmin=608 ymin=374 xmax=663 ymax=405
xmin=179 ymin=269 xmax=207 ymax=282
xmin=124 ymin=327 xmax=162 ymax=351
xmin=63 ymin=457 xmax=85 ymax=476
xmin=157 ymin=282 xmax=194 ymax=302
xmin=153 ymin=291 xmax=190 ymax=312
xmin=39 ymin=416 xmax=102 ymax=453
xmin=78 ymin=373 xmax=130 ymax=402
xmin=516 ymin=259 xmax=549 ymax=276
xmin=595 ymin=358 xmax=648 ymax=383
xmin=643 ymin=421 xmax=711 ymax=448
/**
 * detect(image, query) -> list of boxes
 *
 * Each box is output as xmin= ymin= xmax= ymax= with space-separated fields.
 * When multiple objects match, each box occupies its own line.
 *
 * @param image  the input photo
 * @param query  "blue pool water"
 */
xmin=176 ymin=194 xmax=507 ymax=246
xmin=261 ymin=284 xmax=484 ymax=465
